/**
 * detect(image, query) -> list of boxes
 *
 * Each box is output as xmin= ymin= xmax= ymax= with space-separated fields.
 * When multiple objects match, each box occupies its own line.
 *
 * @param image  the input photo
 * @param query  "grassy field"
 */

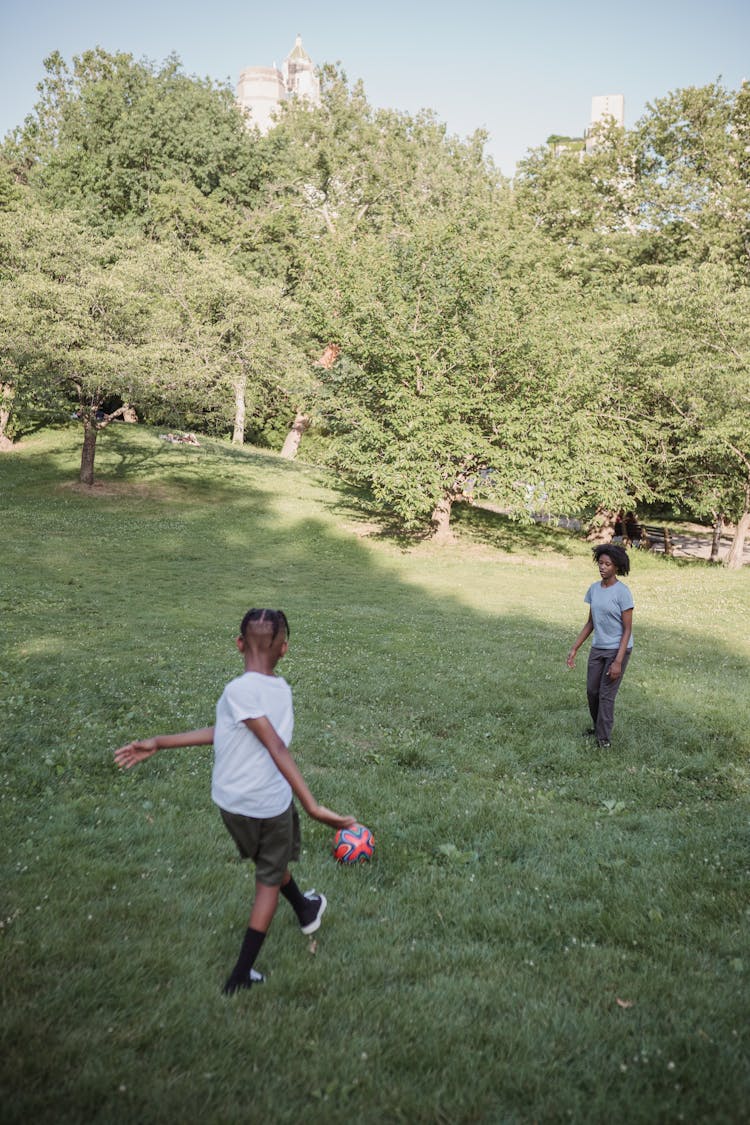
xmin=2 ymin=425 xmax=749 ymax=1124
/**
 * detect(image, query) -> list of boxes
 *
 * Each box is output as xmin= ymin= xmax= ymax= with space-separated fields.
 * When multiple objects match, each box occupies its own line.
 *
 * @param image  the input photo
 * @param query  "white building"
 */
xmin=586 ymin=94 xmax=625 ymax=151
xmin=283 ymin=34 xmax=320 ymax=102
xmin=590 ymin=94 xmax=625 ymax=128
xmin=237 ymin=35 xmax=320 ymax=134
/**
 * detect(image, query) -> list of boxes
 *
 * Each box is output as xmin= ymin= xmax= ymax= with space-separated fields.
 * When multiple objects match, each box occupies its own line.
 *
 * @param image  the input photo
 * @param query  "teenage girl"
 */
xmin=567 ymin=544 xmax=634 ymax=748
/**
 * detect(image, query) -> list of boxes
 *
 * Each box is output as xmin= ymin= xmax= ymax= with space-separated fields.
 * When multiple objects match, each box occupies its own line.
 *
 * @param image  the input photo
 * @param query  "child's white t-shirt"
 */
xmin=211 ymin=671 xmax=294 ymax=817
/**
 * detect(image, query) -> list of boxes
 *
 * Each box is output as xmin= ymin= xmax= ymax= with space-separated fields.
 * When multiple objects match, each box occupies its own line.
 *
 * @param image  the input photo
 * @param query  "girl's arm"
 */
xmin=244 ymin=716 xmax=356 ymax=830
xmin=607 ymin=607 xmax=633 ymax=681
xmin=567 ymin=611 xmax=594 ymax=668
xmin=114 ymin=727 xmax=215 ymax=769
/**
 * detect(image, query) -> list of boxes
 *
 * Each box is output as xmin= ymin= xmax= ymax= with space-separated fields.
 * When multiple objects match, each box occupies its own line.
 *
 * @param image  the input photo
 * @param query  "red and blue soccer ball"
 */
xmin=332 ymin=823 xmax=375 ymax=864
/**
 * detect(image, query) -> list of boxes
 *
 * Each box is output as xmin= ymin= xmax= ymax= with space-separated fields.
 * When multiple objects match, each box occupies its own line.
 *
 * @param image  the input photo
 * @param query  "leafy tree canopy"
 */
xmin=4 ymin=48 xmax=264 ymax=231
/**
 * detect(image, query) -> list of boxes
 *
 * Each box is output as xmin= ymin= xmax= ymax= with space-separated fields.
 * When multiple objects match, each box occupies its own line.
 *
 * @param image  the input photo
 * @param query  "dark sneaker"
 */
xmin=582 ymin=728 xmax=596 ymax=737
xmin=597 ymin=739 xmax=611 ymax=749
xmin=300 ymin=891 xmax=327 ymax=935
xmin=223 ymin=967 xmax=266 ymax=995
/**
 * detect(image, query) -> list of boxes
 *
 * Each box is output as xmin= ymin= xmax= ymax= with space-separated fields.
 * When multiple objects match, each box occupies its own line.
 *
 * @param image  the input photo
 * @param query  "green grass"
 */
xmin=2 ymin=425 xmax=749 ymax=1124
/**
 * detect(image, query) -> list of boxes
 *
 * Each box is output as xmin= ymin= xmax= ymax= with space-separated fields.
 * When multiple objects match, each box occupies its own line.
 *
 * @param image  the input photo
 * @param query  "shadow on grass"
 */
xmin=3 ymin=425 xmax=332 ymax=514
xmin=5 ymin=429 xmax=747 ymax=764
xmin=3 ymin=426 xmax=750 ymax=1125
xmin=452 ymin=502 xmax=581 ymax=556
xmin=315 ymin=476 xmax=588 ymax=555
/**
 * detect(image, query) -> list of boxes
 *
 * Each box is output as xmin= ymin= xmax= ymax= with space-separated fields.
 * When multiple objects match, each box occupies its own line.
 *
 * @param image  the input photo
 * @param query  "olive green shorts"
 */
xmin=219 ymin=801 xmax=301 ymax=887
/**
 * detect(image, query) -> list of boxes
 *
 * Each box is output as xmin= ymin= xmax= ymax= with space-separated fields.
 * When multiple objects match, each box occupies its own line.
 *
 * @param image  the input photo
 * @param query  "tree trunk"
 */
xmin=280 ymin=412 xmax=310 ymax=460
xmin=725 ymin=505 xmax=750 ymax=570
xmin=232 ymin=376 xmax=247 ymax=445
xmin=0 ymin=419 xmax=13 ymax=450
xmin=586 ymin=507 xmax=617 ymax=543
xmin=79 ymin=415 xmax=98 ymax=486
xmin=710 ymin=513 xmax=724 ymax=563
xmin=431 ymin=495 xmax=454 ymax=543
xmin=0 ymin=382 xmax=14 ymax=450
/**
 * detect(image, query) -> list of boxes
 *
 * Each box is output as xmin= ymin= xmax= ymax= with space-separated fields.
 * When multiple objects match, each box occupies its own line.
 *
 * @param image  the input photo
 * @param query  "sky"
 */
xmin=1 ymin=0 xmax=748 ymax=177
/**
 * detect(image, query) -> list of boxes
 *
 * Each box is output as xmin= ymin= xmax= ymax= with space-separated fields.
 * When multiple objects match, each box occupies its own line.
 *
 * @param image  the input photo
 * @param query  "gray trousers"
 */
xmin=586 ymin=647 xmax=631 ymax=743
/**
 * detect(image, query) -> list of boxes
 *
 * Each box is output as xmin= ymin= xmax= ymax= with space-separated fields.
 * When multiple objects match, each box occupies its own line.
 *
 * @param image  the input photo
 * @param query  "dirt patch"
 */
xmin=345 ymin=520 xmax=385 ymax=538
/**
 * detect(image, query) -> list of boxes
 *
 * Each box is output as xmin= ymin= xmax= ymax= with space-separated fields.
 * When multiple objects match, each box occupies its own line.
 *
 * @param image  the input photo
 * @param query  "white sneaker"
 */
xmin=300 ymin=891 xmax=327 ymax=935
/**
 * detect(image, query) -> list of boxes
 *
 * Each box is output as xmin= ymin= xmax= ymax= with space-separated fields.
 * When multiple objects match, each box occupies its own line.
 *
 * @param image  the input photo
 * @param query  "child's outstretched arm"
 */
xmin=244 ymin=716 xmax=356 ymax=830
xmin=114 ymin=727 xmax=215 ymax=769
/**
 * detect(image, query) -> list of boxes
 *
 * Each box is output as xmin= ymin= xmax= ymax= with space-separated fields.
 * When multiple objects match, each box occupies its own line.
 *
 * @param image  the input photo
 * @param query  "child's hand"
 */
xmin=566 ymin=649 xmax=577 ymax=669
xmin=114 ymin=739 xmax=160 ymax=769
xmin=311 ymin=805 xmax=357 ymax=830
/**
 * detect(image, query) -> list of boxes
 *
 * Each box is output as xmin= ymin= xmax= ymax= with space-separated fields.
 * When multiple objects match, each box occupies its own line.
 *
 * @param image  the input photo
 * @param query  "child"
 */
xmin=114 ymin=608 xmax=356 ymax=995
xmin=566 ymin=544 xmax=634 ymax=749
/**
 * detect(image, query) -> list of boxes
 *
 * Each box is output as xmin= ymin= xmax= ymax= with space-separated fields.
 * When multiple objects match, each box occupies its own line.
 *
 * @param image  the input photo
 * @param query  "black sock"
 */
xmin=224 ymin=927 xmax=265 ymax=994
xmin=280 ymin=876 xmax=309 ymax=921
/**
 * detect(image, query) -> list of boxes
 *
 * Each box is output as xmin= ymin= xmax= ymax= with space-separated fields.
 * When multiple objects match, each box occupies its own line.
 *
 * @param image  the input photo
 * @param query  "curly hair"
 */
xmin=592 ymin=543 xmax=630 ymax=576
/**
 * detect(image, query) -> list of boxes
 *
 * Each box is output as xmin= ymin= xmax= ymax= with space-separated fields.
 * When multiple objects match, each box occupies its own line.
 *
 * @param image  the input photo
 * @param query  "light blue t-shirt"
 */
xmin=584 ymin=580 xmax=634 ymax=650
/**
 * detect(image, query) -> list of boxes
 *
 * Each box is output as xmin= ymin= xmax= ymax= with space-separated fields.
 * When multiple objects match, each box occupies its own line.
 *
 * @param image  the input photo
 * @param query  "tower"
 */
xmin=283 ymin=34 xmax=320 ymax=104
xmin=237 ymin=35 xmax=320 ymax=134
xmin=236 ymin=65 xmax=287 ymax=134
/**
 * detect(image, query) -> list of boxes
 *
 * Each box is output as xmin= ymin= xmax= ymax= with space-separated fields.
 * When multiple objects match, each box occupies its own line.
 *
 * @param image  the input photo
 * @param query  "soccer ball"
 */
xmin=332 ymin=823 xmax=375 ymax=864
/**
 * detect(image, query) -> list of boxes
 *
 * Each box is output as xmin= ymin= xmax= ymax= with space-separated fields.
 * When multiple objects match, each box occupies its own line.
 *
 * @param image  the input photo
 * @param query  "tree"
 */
xmin=0 ymin=200 xmax=87 ymax=447
xmin=644 ymin=264 xmax=750 ymax=567
xmin=515 ymin=80 xmax=750 ymax=285
xmin=270 ymin=70 xmax=667 ymax=538
xmin=256 ymin=64 xmax=506 ymax=269
xmin=513 ymin=80 xmax=750 ymax=555
xmin=0 ymin=169 xmax=26 ymax=447
xmin=634 ymin=81 xmax=750 ymax=276
xmin=153 ymin=248 xmax=307 ymax=447
xmin=297 ymin=193 xmax=638 ymax=536
xmin=514 ymin=118 xmax=647 ymax=286
xmin=279 ymin=345 xmax=338 ymax=461
xmin=258 ymin=69 xmax=526 ymax=489
xmin=0 ymin=205 xmax=198 ymax=482
xmin=4 ymin=49 xmax=263 ymax=231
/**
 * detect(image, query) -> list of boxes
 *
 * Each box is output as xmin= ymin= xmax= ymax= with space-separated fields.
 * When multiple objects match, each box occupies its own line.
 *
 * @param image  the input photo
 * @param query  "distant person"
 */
xmin=624 ymin=511 xmax=641 ymax=545
xmin=566 ymin=545 xmax=634 ymax=749
xmin=114 ymin=608 xmax=356 ymax=995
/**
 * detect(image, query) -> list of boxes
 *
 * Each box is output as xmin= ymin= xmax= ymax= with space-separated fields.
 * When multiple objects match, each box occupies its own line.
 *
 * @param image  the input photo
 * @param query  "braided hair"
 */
xmin=240 ymin=608 xmax=290 ymax=643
